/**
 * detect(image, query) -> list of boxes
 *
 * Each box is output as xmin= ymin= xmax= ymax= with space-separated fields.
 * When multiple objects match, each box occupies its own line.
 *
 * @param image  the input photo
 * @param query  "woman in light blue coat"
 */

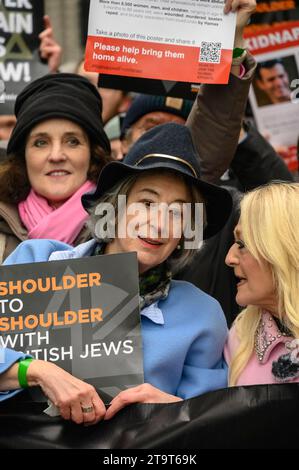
xmin=2 ymin=123 xmax=231 ymax=420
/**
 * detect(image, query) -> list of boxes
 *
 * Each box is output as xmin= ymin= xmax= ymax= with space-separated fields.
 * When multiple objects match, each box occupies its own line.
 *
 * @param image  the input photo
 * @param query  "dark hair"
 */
xmin=256 ymin=59 xmax=285 ymax=80
xmin=0 ymin=142 xmax=111 ymax=204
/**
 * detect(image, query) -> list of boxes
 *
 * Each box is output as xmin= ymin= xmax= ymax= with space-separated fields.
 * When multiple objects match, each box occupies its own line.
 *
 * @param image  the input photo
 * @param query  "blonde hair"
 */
xmin=229 ymin=182 xmax=299 ymax=386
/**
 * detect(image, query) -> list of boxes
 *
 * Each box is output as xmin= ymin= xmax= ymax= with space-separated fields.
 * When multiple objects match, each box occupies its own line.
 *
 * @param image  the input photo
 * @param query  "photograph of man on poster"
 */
xmin=253 ymin=57 xmax=297 ymax=106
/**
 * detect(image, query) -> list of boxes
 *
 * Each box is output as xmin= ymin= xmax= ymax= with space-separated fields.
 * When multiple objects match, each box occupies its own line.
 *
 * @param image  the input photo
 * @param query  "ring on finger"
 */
xmin=81 ymin=405 xmax=94 ymax=413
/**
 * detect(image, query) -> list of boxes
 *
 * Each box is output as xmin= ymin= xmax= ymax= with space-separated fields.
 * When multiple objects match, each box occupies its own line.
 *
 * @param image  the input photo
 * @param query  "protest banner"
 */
xmin=81 ymin=0 xmax=199 ymax=100
xmin=244 ymin=0 xmax=299 ymax=172
xmin=0 ymin=252 xmax=144 ymax=402
xmin=245 ymin=0 xmax=299 ymax=34
xmin=0 ymin=0 xmax=48 ymax=114
xmin=1 ymin=383 xmax=299 ymax=449
xmin=85 ymin=0 xmax=236 ymax=85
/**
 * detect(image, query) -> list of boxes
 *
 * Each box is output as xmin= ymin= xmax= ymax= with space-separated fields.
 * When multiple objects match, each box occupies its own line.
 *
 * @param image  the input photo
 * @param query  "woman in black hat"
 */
xmin=2 ymin=123 xmax=232 ymax=421
xmin=0 ymin=73 xmax=111 ymax=264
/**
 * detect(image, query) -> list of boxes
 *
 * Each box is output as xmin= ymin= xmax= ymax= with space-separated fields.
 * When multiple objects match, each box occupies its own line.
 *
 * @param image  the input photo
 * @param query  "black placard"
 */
xmin=0 ymin=252 xmax=144 ymax=402
xmin=0 ymin=0 xmax=48 ymax=114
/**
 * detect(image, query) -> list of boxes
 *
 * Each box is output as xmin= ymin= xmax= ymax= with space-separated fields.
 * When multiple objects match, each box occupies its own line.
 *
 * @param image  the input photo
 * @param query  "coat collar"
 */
xmin=255 ymin=311 xmax=293 ymax=364
xmin=0 ymin=202 xmax=28 ymax=240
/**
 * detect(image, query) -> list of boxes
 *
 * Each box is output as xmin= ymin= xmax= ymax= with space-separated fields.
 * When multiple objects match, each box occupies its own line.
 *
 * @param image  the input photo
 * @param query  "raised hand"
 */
xmin=39 ymin=15 xmax=62 ymax=73
xmin=224 ymin=0 xmax=257 ymax=47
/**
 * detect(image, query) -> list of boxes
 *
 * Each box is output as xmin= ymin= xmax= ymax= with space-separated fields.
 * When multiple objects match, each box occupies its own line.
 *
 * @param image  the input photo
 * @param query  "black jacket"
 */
xmin=176 ymin=123 xmax=294 ymax=327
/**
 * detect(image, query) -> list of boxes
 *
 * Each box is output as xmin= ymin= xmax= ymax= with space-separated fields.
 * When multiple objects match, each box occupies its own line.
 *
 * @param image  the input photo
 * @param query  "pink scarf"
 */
xmin=18 ymin=181 xmax=96 ymax=245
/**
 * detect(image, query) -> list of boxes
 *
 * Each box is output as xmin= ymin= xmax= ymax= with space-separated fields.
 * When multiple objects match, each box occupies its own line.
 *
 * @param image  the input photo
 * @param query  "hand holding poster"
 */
xmin=0 ymin=0 xmax=48 ymax=113
xmin=0 ymin=252 xmax=144 ymax=403
xmin=85 ymin=0 xmax=237 ymax=84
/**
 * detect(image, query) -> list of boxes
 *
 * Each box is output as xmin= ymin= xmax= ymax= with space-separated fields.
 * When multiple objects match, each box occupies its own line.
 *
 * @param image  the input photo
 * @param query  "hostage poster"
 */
xmin=0 ymin=0 xmax=48 ymax=114
xmin=0 ymin=252 xmax=144 ymax=402
xmin=85 ymin=0 xmax=237 ymax=84
xmin=244 ymin=0 xmax=299 ymax=172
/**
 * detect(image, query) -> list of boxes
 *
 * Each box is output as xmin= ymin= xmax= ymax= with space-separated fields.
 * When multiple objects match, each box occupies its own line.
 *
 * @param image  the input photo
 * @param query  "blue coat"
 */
xmin=2 ymin=239 xmax=228 ymax=400
xmin=0 ymin=348 xmax=30 ymax=402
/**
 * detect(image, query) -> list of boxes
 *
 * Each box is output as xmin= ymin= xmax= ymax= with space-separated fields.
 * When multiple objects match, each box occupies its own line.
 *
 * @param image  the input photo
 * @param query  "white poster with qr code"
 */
xmin=85 ymin=0 xmax=236 ymax=84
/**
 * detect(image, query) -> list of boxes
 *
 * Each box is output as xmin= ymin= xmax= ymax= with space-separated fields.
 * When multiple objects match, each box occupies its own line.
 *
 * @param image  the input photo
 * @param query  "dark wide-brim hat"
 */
xmin=7 ymin=73 xmax=111 ymax=155
xmin=82 ymin=122 xmax=232 ymax=239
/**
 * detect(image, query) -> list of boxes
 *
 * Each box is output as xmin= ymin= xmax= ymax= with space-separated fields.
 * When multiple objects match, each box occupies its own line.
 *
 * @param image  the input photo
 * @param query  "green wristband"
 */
xmin=233 ymin=47 xmax=246 ymax=58
xmin=18 ymin=358 xmax=34 ymax=388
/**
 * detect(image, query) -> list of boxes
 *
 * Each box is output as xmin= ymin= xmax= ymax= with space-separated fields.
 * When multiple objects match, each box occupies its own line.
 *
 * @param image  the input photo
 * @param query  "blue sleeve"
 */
xmin=4 ymin=239 xmax=71 ymax=265
xmin=176 ymin=298 xmax=228 ymax=399
xmin=1 ymin=240 xmax=70 ymax=401
xmin=0 ymin=348 xmax=31 ymax=402
xmin=2 ymin=240 xmax=71 ymax=400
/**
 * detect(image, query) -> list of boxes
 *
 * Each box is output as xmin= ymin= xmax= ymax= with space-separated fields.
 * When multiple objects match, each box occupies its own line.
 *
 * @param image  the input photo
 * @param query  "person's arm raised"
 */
xmin=227 ymin=0 xmax=256 ymax=77
xmin=186 ymin=0 xmax=257 ymax=183
xmin=39 ymin=15 xmax=62 ymax=73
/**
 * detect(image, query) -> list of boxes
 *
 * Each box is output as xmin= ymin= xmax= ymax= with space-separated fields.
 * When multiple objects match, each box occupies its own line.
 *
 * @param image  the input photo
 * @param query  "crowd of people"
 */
xmin=0 ymin=0 xmax=299 ymax=428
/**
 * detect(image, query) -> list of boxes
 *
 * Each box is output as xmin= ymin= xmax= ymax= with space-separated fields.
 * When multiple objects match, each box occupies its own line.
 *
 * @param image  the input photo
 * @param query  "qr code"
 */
xmin=199 ymin=41 xmax=222 ymax=63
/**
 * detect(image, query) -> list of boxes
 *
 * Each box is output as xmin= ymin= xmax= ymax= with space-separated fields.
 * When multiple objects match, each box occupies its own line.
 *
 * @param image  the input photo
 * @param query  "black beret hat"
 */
xmin=82 ymin=122 xmax=232 ymax=239
xmin=7 ymin=73 xmax=111 ymax=155
xmin=120 ymin=94 xmax=194 ymax=139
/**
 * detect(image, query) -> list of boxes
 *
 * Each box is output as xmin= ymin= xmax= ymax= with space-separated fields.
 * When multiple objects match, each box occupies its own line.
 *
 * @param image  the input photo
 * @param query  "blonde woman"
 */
xmin=225 ymin=182 xmax=299 ymax=386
